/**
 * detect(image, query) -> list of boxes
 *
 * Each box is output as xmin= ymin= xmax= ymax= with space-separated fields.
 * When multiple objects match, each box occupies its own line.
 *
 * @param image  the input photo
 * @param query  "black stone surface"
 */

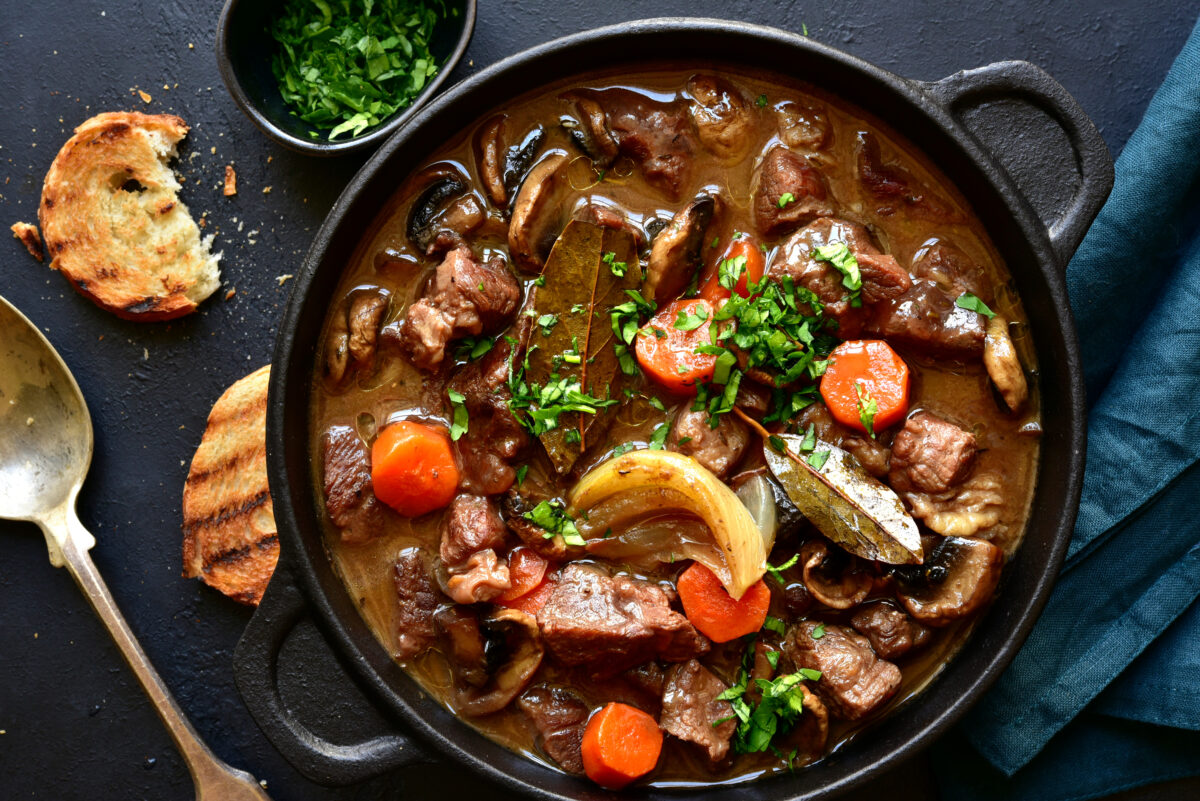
xmin=0 ymin=2 xmax=1196 ymax=800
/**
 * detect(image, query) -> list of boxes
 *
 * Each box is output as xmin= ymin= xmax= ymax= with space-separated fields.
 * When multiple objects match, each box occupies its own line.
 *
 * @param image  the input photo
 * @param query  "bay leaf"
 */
xmin=526 ymin=219 xmax=641 ymax=474
xmin=762 ymin=433 xmax=923 ymax=564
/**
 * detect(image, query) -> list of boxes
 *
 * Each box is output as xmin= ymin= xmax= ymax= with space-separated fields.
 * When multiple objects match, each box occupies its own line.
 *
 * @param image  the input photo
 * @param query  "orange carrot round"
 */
xmin=699 ymin=234 xmax=766 ymax=303
xmin=820 ymin=339 xmax=911 ymax=435
xmin=370 ymin=421 xmax=460 ymax=517
xmin=676 ymin=562 xmax=771 ymax=643
xmin=581 ymin=702 xmax=663 ymax=789
xmin=635 ymin=298 xmax=719 ymax=393
xmin=498 ymin=547 xmax=549 ymax=602
xmin=498 ymin=574 xmax=556 ymax=616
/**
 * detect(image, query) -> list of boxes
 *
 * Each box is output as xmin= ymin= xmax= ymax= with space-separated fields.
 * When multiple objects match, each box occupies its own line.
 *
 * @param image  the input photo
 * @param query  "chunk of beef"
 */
xmin=660 ymin=659 xmax=737 ymax=763
xmin=449 ymin=333 xmax=529 ymax=495
xmin=434 ymin=606 xmax=490 ymax=687
xmin=393 ymin=550 xmax=439 ymax=659
xmin=400 ymin=246 xmax=521 ymax=370
xmin=668 ymin=407 xmax=748 ymax=479
xmin=888 ymin=412 xmax=977 ymax=494
xmin=869 ymin=280 xmax=986 ymax=358
xmin=797 ymin=402 xmax=891 ymax=478
xmin=565 ymin=89 xmax=696 ymax=199
xmin=537 ymin=564 xmax=709 ymax=676
xmin=769 ymin=218 xmax=910 ymax=337
xmin=783 ymin=621 xmax=901 ymax=721
xmin=849 ymin=601 xmax=932 ymax=660
xmin=440 ymin=494 xmax=508 ymax=566
xmin=444 ymin=549 xmax=511 ymax=604
xmin=752 ymin=146 xmax=833 ymax=237
xmin=855 ymin=131 xmax=962 ymax=222
xmin=501 ymin=487 xmax=571 ymax=560
xmin=322 ymin=425 xmax=386 ymax=544
xmin=776 ymin=101 xmax=831 ymax=151
xmin=687 ymin=74 xmax=755 ymax=163
xmin=517 ymin=685 xmax=589 ymax=774
xmin=575 ymin=202 xmax=645 ymax=249
xmin=911 ymin=239 xmax=987 ymax=299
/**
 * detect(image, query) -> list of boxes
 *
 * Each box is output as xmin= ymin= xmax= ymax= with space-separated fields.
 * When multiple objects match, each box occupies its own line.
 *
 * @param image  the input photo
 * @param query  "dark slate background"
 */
xmin=1 ymin=1 xmax=1197 ymax=799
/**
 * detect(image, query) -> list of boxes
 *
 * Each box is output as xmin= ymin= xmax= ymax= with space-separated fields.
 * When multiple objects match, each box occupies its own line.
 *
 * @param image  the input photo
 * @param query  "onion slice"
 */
xmin=568 ymin=449 xmax=767 ymax=598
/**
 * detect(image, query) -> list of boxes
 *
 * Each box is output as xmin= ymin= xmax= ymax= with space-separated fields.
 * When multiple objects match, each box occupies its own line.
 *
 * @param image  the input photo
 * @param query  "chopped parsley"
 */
xmin=763 ymin=615 xmax=787 ymax=636
xmin=711 ymin=235 xmax=721 ymax=248
xmin=447 ymin=388 xmax=468 ymax=441
xmin=602 ymin=250 xmax=628 ymax=278
xmin=716 ymin=639 xmax=822 ymax=756
xmin=717 ymin=254 xmax=747 ymax=292
xmin=673 ymin=302 xmax=709 ymax=332
xmin=648 ymin=422 xmax=670 ymax=450
xmin=268 ymin=0 xmax=444 ymax=140
xmin=855 ymin=381 xmax=878 ymax=439
xmin=756 ymin=93 xmax=768 ymax=108
xmin=611 ymin=289 xmax=655 ymax=377
xmin=765 ymin=554 xmax=799 ymax=585
xmin=807 ymin=449 xmax=830 ymax=470
xmin=523 ymin=500 xmax=585 ymax=547
xmin=776 ymin=192 xmax=796 ymax=209
xmin=453 ymin=335 xmax=493 ymax=361
xmin=647 ymin=396 xmax=667 ymax=412
xmin=514 ymin=464 xmax=529 ymax=486
xmin=611 ymin=441 xmax=636 ymax=458
xmin=799 ymin=422 xmax=817 ymax=452
xmin=812 ymin=241 xmax=862 ymax=307
xmin=955 ymin=292 xmax=997 ymax=319
xmin=677 ymin=436 xmax=693 ymax=445
xmin=811 ymin=623 xmax=827 ymax=640
xmin=536 ymin=313 xmax=559 ymax=336
xmin=506 ymin=346 xmax=618 ymax=437
xmin=768 ymin=434 xmax=787 ymax=453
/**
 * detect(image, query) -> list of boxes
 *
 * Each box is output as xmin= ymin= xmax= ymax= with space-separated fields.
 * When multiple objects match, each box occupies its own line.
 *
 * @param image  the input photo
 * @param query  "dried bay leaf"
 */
xmin=527 ymin=220 xmax=641 ymax=473
xmin=763 ymin=433 xmax=922 ymax=564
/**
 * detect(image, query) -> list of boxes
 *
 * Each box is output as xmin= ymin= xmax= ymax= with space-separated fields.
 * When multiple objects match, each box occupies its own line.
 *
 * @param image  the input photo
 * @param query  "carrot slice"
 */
xmin=370 ymin=421 xmax=460 ymax=517
xmin=699 ymin=234 xmax=766 ymax=303
xmin=677 ymin=561 xmax=771 ymax=643
xmin=498 ymin=547 xmax=549 ymax=602
xmin=498 ymin=574 xmax=556 ymax=615
xmin=581 ymin=702 xmax=664 ymax=789
xmin=820 ymin=339 xmax=911 ymax=435
xmin=635 ymin=298 xmax=718 ymax=393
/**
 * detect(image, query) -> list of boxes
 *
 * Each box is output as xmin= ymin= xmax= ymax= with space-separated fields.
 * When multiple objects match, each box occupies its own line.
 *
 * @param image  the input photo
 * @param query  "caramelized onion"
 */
xmin=568 ymin=449 xmax=768 ymax=598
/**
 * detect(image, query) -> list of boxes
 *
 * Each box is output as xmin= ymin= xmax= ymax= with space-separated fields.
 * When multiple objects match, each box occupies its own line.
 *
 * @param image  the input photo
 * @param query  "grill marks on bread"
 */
xmin=181 ymin=365 xmax=278 ymax=605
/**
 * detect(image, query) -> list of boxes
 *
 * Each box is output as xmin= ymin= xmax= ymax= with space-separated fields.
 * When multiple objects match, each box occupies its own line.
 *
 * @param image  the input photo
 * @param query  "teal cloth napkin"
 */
xmin=933 ymin=16 xmax=1200 ymax=799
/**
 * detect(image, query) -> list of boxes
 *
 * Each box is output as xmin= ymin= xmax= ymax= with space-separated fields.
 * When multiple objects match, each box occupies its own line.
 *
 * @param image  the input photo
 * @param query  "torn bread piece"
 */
xmin=182 ymin=365 xmax=278 ymax=605
xmin=11 ymin=221 xmax=44 ymax=261
xmin=38 ymin=112 xmax=221 ymax=321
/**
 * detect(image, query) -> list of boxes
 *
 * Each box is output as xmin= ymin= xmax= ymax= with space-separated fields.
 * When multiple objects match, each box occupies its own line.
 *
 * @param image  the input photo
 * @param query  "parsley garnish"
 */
xmin=762 ymin=615 xmax=787 ymax=636
xmin=777 ymin=192 xmax=796 ymax=209
xmin=717 ymin=254 xmax=747 ymax=292
xmin=523 ymin=500 xmax=585 ymax=547
xmin=514 ymin=464 xmax=528 ymax=486
xmin=955 ymin=292 xmax=997 ymax=319
xmin=611 ymin=441 xmax=636 ymax=458
xmin=537 ymin=313 xmax=558 ymax=336
xmin=268 ymin=0 xmax=443 ymax=141
xmin=648 ymin=422 xmax=670 ymax=450
xmin=765 ymin=554 xmax=799 ymax=585
xmin=673 ymin=302 xmax=709 ymax=332
xmin=647 ymin=396 xmax=667 ymax=412
xmin=601 ymin=250 xmax=628 ymax=278
xmin=756 ymin=93 xmax=768 ymax=108
xmin=447 ymin=388 xmax=469 ymax=441
xmin=506 ymin=349 xmax=619 ymax=438
xmin=717 ymin=639 xmax=821 ymax=756
xmin=811 ymin=623 xmax=827 ymax=640
xmin=812 ymin=241 xmax=862 ymax=307
xmin=807 ymin=449 xmax=830 ymax=470
xmin=855 ymin=381 xmax=878 ymax=439
xmin=677 ymin=436 xmax=693 ymax=445
xmin=453 ymin=335 xmax=494 ymax=362
xmin=611 ymin=289 xmax=655 ymax=376
xmin=799 ymin=423 xmax=816 ymax=452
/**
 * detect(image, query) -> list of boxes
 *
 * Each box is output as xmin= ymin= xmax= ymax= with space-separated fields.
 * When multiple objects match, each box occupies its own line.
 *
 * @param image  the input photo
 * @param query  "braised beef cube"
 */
xmin=393 ymin=550 xmax=439 ymax=659
xmin=536 ymin=564 xmax=709 ymax=676
xmin=440 ymin=494 xmax=508 ymax=566
xmin=753 ymin=146 xmax=833 ymax=237
xmin=600 ymin=89 xmax=696 ymax=200
xmin=660 ymin=659 xmax=737 ymax=763
xmin=857 ymin=251 xmax=913 ymax=304
xmin=912 ymin=239 xmax=987 ymax=298
xmin=322 ymin=424 xmax=386 ymax=544
xmin=501 ymin=488 xmax=571 ymax=560
xmin=888 ymin=412 xmax=977 ymax=493
xmin=668 ymin=407 xmax=748 ymax=479
xmin=855 ymin=131 xmax=962 ymax=222
xmin=517 ymin=685 xmax=589 ymax=774
xmin=849 ymin=601 xmax=932 ymax=660
xmin=783 ymin=621 xmax=901 ymax=721
xmin=869 ymin=280 xmax=985 ymax=357
xmin=449 ymin=335 xmax=529 ymax=496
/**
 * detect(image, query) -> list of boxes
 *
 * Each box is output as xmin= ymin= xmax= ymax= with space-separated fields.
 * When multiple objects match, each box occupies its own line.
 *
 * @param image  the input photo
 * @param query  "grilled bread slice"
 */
xmin=182 ymin=365 xmax=277 ymax=605
xmin=39 ymin=112 xmax=220 ymax=321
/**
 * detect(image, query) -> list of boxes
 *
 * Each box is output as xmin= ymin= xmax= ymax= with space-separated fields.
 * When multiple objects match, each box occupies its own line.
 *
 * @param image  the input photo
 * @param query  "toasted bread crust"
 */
xmin=11 ymin=221 xmax=44 ymax=261
xmin=182 ymin=365 xmax=278 ymax=605
xmin=39 ymin=112 xmax=220 ymax=321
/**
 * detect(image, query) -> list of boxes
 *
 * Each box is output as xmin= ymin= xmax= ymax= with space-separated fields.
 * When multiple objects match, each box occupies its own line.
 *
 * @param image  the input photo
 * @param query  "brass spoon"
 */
xmin=0 ymin=295 xmax=272 ymax=801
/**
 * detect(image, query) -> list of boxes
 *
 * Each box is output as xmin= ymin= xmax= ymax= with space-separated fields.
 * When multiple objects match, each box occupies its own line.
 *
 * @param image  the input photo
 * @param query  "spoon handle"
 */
xmin=51 ymin=508 xmax=272 ymax=801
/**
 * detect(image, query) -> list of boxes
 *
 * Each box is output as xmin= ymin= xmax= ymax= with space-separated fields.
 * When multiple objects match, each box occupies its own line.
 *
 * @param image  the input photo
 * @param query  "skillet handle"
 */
xmin=233 ymin=567 xmax=427 ymax=785
xmin=922 ymin=61 xmax=1114 ymax=266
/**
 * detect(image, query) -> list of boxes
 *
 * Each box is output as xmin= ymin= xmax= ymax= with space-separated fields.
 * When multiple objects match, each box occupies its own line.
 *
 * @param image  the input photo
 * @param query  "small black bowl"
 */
xmin=216 ymin=0 xmax=476 ymax=157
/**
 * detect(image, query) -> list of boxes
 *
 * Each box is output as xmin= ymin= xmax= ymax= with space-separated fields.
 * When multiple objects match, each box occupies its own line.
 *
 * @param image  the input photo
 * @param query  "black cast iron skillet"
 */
xmin=235 ymin=18 xmax=1112 ymax=799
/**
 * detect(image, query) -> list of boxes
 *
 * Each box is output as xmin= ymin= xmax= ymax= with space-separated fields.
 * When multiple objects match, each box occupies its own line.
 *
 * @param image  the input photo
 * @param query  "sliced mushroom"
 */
xmin=645 ymin=194 xmax=718 ymax=303
xmin=503 ymin=124 xmax=547 ymax=206
xmin=324 ymin=308 xmax=350 ymax=384
xmin=407 ymin=165 xmax=470 ymax=253
xmin=455 ymin=608 xmax=545 ymax=717
xmin=800 ymin=539 xmax=873 ymax=610
xmin=984 ymin=315 xmax=1029 ymax=413
xmin=560 ymin=94 xmax=619 ymax=167
xmin=508 ymin=150 xmax=571 ymax=274
xmin=476 ymin=114 xmax=508 ymax=208
xmin=324 ymin=286 xmax=392 ymax=385
xmin=686 ymin=74 xmax=756 ymax=163
xmin=434 ymin=606 xmax=491 ymax=688
xmin=895 ymin=536 xmax=1004 ymax=626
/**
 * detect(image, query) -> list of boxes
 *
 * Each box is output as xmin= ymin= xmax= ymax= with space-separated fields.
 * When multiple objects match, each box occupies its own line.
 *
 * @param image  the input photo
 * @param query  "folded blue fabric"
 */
xmin=934 ymin=15 xmax=1200 ymax=799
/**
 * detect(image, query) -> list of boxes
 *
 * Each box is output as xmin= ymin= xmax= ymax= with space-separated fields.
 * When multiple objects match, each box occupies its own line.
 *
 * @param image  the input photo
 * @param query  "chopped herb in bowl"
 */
xmin=269 ymin=0 xmax=446 ymax=141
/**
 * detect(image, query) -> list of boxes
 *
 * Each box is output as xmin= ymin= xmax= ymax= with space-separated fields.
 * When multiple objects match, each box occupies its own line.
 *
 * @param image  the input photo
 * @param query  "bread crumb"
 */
xmin=11 ymin=221 xmax=44 ymax=261
xmin=266 ymin=156 xmax=273 ymax=163
xmin=143 ymin=348 xmax=149 ymax=361
xmin=138 ymin=90 xmax=152 ymax=104
xmin=188 ymin=43 xmax=194 ymax=49
xmin=225 ymin=288 xmax=236 ymax=300
xmin=223 ymin=165 xmax=237 ymax=196
xmin=262 ymin=186 xmax=271 ymax=194
xmin=276 ymin=274 xmax=294 ymax=285
xmin=210 ymin=146 xmax=216 ymax=155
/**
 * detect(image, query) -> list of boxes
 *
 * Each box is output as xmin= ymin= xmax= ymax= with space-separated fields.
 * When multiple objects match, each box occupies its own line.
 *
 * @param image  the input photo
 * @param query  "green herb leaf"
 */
xmin=765 ymin=554 xmax=799 ymax=585
xmin=447 ymin=388 xmax=468 ymax=441
xmin=514 ymin=464 xmax=529 ymax=486
xmin=756 ymin=93 xmax=768 ymax=108
xmin=854 ymin=381 xmax=878 ymax=439
xmin=523 ymin=500 xmax=585 ymax=547
xmin=763 ymin=615 xmax=787 ymax=636
xmin=601 ymin=250 xmax=628 ymax=278
xmin=454 ymin=335 xmax=494 ymax=362
xmin=798 ymin=668 xmax=822 ymax=681
xmin=648 ymin=422 xmax=670 ymax=450
xmin=806 ymin=449 xmax=830 ymax=470
xmin=811 ymin=623 xmax=826 ymax=640
xmin=673 ymin=302 xmax=709 ymax=332
xmin=812 ymin=241 xmax=863 ymax=304
xmin=777 ymin=192 xmax=796 ymax=209
xmin=955 ymin=292 xmax=997 ymax=319
xmin=537 ymin=313 xmax=559 ymax=336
